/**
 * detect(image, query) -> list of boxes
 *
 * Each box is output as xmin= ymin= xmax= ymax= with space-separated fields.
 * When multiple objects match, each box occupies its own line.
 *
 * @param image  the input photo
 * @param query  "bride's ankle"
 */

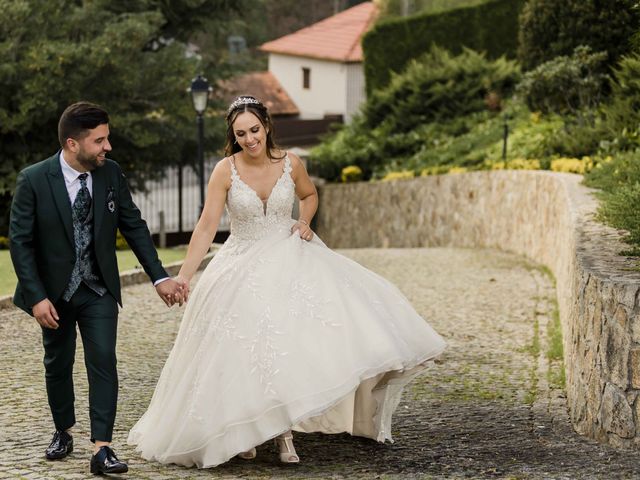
xmin=275 ymin=430 xmax=299 ymax=464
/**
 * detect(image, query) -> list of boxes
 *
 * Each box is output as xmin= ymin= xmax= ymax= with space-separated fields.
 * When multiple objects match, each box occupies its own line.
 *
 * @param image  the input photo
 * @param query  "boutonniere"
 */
xmin=106 ymin=187 xmax=116 ymax=213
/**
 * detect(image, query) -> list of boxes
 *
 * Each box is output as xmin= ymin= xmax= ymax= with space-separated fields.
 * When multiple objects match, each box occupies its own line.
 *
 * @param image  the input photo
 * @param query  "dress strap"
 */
xmin=283 ymin=152 xmax=292 ymax=174
xmin=228 ymin=155 xmax=239 ymax=178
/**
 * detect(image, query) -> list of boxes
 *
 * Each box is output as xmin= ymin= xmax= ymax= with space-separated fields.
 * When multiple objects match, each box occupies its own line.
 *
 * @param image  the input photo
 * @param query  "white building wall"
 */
xmin=345 ymin=63 xmax=366 ymax=123
xmin=269 ymin=53 xmax=347 ymax=120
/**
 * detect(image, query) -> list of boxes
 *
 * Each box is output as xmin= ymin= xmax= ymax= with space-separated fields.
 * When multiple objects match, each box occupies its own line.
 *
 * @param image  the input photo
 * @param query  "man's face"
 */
xmin=73 ymin=123 xmax=112 ymax=171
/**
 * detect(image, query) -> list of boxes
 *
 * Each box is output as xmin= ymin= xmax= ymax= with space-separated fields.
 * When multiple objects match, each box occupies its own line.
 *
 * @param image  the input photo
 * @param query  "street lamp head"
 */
xmin=188 ymin=74 xmax=212 ymax=115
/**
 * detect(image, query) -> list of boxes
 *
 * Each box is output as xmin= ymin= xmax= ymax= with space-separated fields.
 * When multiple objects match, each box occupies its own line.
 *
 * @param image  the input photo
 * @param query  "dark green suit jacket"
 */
xmin=9 ymin=152 xmax=168 ymax=315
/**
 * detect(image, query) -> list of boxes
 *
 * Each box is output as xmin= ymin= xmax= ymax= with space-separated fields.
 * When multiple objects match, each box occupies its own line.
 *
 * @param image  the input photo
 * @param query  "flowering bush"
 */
xmin=420 ymin=165 xmax=451 ymax=176
xmin=340 ymin=165 xmax=363 ymax=183
xmin=380 ymin=170 xmax=415 ymax=182
xmin=550 ymin=156 xmax=594 ymax=174
xmin=491 ymin=158 xmax=541 ymax=170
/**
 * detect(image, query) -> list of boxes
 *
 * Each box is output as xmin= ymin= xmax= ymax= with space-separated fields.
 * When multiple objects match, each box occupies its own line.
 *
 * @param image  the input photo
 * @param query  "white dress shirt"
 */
xmin=59 ymin=151 xmax=92 ymax=203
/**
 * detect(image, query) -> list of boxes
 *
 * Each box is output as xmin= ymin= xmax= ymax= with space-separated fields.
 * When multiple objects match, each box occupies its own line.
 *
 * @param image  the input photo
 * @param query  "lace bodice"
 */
xmin=223 ymin=154 xmax=296 ymax=253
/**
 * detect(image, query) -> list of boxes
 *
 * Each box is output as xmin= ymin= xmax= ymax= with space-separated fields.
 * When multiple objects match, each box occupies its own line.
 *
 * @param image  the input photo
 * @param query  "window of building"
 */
xmin=302 ymin=67 xmax=311 ymax=89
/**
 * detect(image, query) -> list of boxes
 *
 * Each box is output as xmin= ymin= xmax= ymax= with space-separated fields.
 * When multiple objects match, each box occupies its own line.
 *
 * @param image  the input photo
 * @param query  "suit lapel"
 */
xmin=92 ymin=165 xmax=106 ymax=235
xmin=46 ymin=153 xmax=74 ymax=247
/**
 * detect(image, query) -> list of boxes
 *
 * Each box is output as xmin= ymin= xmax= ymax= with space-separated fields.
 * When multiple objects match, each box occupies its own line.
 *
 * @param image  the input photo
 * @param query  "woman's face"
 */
xmin=232 ymin=111 xmax=267 ymax=159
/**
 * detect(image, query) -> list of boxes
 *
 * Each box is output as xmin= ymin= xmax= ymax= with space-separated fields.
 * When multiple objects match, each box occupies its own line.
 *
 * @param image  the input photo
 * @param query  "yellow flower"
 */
xmin=491 ymin=158 xmax=540 ymax=170
xmin=341 ymin=165 xmax=363 ymax=183
xmin=380 ymin=170 xmax=415 ymax=182
xmin=420 ymin=166 xmax=447 ymax=176
xmin=550 ymin=157 xmax=589 ymax=174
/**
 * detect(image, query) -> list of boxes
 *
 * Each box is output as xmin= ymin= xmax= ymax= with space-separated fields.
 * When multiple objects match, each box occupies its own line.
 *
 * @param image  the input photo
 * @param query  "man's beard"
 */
xmin=76 ymin=150 xmax=104 ymax=171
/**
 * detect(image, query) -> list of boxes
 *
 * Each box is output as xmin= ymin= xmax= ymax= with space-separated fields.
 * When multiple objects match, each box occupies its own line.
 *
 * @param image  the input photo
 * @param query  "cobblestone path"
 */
xmin=2 ymin=248 xmax=640 ymax=479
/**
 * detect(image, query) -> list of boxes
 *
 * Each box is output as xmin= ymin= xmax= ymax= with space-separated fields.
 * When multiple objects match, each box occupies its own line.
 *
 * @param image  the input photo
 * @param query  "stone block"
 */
xmin=614 ymin=304 xmax=630 ymax=329
xmin=602 ymin=315 xmax=630 ymax=389
xmin=615 ymin=283 xmax=639 ymax=310
xmin=630 ymin=348 xmax=640 ymax=389
xmin=601 ymin=383 xmax=635 ymax=439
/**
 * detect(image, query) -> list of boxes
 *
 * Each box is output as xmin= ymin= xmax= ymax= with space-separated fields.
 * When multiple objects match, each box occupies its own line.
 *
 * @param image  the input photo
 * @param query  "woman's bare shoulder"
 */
xmin=286 ymin=150 xmax=304 ymax=168
xmin=210 ymin=156 xmax=233 ymax=187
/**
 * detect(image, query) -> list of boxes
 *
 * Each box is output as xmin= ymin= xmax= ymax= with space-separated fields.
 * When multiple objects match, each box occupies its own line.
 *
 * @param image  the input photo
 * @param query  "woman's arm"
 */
xmin=289 ymin=152 xmax=318 ymax=241
xmin=177 ymin=159 xmax=231 ymax=285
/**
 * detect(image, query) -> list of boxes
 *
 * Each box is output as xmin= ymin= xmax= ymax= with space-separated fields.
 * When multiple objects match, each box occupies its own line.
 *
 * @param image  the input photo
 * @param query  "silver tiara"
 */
xmin=228 ymin=97 xmax=260 ymax=113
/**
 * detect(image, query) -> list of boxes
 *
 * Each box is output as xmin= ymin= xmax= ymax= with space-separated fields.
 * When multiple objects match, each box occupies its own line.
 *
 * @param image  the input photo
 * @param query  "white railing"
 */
xmin=131 ymin=158 xmax=230 ymax=234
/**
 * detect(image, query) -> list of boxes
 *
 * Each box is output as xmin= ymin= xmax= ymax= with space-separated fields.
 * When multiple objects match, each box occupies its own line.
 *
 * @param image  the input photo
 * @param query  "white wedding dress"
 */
xmin=128 ymin=154 xmax=446 ymax=467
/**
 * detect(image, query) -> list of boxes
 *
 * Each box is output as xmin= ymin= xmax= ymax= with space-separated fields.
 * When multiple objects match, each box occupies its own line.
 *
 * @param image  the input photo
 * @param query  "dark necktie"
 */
xmin=73 ymin=173 xmax=91 ymax=222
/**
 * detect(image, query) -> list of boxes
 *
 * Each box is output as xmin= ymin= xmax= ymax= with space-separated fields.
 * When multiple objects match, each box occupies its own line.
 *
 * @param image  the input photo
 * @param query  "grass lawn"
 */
xmin=0 ymin=248 xmax=186 ymax=297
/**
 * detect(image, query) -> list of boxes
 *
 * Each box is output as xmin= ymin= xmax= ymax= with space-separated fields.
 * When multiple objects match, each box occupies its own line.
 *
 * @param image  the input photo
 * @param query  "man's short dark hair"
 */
xmin=58 ymin=102 xmax=109 ymax=147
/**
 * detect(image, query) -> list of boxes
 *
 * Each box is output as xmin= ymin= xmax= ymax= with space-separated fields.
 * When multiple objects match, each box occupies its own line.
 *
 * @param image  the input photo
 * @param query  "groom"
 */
xmin=9 ymin=102 xmax=184 ymax=475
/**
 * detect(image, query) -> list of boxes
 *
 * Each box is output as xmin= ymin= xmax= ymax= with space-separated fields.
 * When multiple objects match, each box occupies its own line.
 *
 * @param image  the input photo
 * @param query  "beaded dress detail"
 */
xmin=128 ymin=154 xmax=446 ymax=468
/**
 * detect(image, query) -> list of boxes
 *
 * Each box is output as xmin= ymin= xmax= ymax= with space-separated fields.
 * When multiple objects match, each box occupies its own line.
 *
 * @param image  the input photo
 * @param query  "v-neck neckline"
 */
xmin=231 ymin=154 xmax=289 ymax=215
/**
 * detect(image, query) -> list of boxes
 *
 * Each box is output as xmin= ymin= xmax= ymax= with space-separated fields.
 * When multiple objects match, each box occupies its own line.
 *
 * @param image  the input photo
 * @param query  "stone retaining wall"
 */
xmin=315 ymin=171 xmax=640 ymax=449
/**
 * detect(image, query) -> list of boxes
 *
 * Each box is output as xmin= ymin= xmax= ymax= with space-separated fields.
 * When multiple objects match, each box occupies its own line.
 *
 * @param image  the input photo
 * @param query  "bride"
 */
xmin=127 ymin=95 xmax=447 ymax=468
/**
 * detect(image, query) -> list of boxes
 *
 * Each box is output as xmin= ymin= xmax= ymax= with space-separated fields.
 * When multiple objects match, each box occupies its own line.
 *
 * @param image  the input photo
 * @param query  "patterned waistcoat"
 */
xmin=62 ymin=197 xmax=107 ymax=301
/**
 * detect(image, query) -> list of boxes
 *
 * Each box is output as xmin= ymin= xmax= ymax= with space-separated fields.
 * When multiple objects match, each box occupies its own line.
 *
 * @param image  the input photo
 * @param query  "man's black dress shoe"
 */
xmin=45 ymin=430 xmax=73 ymax=460
xmin=90 ymin=446 xmax=128 ymax=475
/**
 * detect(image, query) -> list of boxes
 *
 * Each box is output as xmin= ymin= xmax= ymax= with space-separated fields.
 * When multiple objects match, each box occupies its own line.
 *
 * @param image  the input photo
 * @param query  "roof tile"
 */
xmin=218 ymin=71 xmax=299 ymax=116
xmin=260 ymin=2 xmax=378 ymax=63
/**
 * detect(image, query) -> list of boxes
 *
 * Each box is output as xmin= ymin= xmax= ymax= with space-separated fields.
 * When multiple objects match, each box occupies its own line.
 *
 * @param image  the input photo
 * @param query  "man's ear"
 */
xmin=66 ymin=138 xmax=79 ymax=153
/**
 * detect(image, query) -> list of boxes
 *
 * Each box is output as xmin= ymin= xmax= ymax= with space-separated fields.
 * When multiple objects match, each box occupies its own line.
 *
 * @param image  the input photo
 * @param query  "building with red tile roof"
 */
xmin=260 ymin=1 xmax=377 ymax=63
xmin=259 ymin=1 xmax=378 ymax=123
xmin=218 ymin=71 xmax=299 ymax=117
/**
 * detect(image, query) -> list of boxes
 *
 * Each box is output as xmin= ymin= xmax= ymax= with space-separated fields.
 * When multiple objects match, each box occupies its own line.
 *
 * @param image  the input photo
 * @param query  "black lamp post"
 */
xmin=502 ymin=112 xmax=511 ymax=166
xmin=188 ymin=74 xmax=212 ymax=214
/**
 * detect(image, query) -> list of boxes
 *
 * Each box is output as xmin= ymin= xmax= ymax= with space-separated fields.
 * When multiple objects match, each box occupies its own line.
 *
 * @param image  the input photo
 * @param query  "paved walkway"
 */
xmin=1 ymin=247 xmax=640 ymax=479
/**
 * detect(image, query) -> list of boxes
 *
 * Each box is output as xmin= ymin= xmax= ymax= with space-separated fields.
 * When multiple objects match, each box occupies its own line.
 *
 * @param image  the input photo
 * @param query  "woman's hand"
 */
xmin=174 ymin=274 xmax=191 ymax=303
xmin=291 ymin=220 xmax=314 ymax=241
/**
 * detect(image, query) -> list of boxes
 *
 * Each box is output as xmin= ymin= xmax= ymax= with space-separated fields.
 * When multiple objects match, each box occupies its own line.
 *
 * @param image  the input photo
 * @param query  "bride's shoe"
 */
xmin=274 ymin=431 xmax=299 ymax=464
xmin=237 ymin=447 xmax=257 ymax=460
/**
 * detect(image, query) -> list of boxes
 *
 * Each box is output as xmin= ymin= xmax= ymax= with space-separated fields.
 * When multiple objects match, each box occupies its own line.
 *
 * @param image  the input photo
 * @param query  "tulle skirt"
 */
xmin=128 ymin=227 xmax=446 ymax=467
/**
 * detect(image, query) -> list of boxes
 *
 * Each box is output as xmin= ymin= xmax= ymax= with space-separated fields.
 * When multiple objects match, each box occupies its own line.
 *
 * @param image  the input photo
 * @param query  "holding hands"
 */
xmin=291 ymin=219 xmax=314 ymax=242
xmin=155 ymin=276 xmax=190 ymax=307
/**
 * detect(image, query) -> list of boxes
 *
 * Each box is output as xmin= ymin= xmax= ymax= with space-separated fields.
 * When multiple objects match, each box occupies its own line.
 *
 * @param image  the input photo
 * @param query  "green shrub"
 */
xmin=601 ymin=54 xmax=640 ymax=150
xmin=364 ymin=47 xmax=520 ymax=130
xmin=515 ymin=46 xmax=612 ymax=159
xmin=363 ymin=0 xmax=525 ymax=93
xmin=0 ymin=236 xmax=9 ymax=250
xmin=516 ymin=46 xmax=609 ymax=116
xmin=585 ymin=150 xmax=640 ymax=255
xmin=311 ymin=47 xmax=520 ymax=181
xmin=380 ymin=0 xmax=487 ymax=18
xmin=584 ymin=150 xmax=640 ymax=192
xmin=597 ymin=184 xmax=640 ymax=256
xmin=542 ymin=117 xmax=608 ymax=159
xmin=518 ymin=0 xmax=638 ymax=71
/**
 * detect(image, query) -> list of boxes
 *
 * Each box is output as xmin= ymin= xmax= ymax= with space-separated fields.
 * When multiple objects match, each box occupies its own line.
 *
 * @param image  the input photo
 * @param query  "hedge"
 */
xmin=362 ymin=0 xmax=526 ymax=93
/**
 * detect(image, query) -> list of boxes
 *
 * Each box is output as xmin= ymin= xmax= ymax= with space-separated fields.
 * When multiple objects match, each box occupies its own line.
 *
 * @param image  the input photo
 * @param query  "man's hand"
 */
xmin=32 ymin=299 xmax=60 ymax=329
xmin=155 ymin=279 xmax=185 ymax=307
